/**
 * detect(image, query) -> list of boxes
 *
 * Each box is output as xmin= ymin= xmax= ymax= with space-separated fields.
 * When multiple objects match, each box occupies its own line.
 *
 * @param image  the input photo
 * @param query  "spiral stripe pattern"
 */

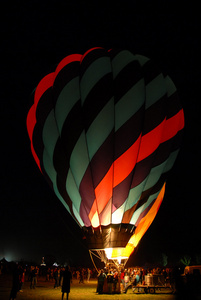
xmin=27 ymin=48 xmax=184 ymax=243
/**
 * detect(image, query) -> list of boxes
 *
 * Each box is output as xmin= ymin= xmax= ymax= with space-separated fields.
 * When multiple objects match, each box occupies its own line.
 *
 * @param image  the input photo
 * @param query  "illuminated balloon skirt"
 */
xmin=87 ymin=184 xmax=165 ymax=266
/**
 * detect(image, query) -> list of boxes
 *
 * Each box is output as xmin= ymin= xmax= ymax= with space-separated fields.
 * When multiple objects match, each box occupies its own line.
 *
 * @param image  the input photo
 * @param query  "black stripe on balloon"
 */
xmin=80 ymin=48 xmax=108 ymax=78
xmin=166 ymin=91 xmax=183 ymax=119
xmin=140 ymin=173 xmax=166 ymax=204
xmin=122 ymin=174 xmax=166 ymax=224
xmin=113 ymin=157 xmax=153 ymax=212
xmin=56 ymin=176 xmax=75 ymax=218
xmin=113 ymin=91 xmax=170 ymax=162
xmin=78 ymin=131 xmax=115 ymax=224
xmin=169 ymin=129 xmax=184 ymax=152
xmin=108 ymin=48 xmax=125 ymax=60
xmin=54 ymin=143 xmax=94 ymax=226
xmin=133 ymin=174 xmax=166 ymax=214
xmin=113 ymin=153 xmax=155 ymax=212
xmin=141 ymin=58 xmax=162 ymax=86
xmin=79 ymin=167 xmax=97 ymax=226
xmin=142 ymin=94 xmax=167 ymax=135
xmin=79 ymin=202 xmax=92 ymax=227
xmin=121 ymin=131 xmax=184 ymax=218
xmin=112 ymin=172 xmax=133 ymax=210
xmin=82 ymin=73 xmax=114 ymax=132
xmin=153 ymin=130 xmax=184 ymax=168
xmin=79 ymin=127 xmax=182 ymax=215
xmin=131 ymin=154 xmax=156 ymax=189
xmin=53 ymin=138 xmax=70 ymax=179
xmin=88 ymin=130 xmax=114 ymax=188
xmin=32 ymin=123 xmax=44 ymax=165
xmin=31 ymin=88 xmax=57 ymax=195
xmin=52 ymin=101 xmax=84 ymax=208
xmin=113 ymin=60 xmax=143 ymax=104
xmin=78 ymin=131 xmax=114 ymax=216
xmin=79 ymin=165 xmax=97 ymax=211
xmin=129 ymin=131 xmax=185 ymax=216
xmin=32 ymin=88 xmax=53 ymax=164
xmin=53 ymin=61 xmax=80 ymax=102
xmin=113 ymin=133 xmax=180 ymax=212
xmin=54 ymin=100 xmax=84 ymax=166
xmin=114 ymin=105 xmax=144 ymax=160
xmin=130 ymin=133 xmax=181 ymax=190
xmin=78 ymin=110 xmax=183 ymax=217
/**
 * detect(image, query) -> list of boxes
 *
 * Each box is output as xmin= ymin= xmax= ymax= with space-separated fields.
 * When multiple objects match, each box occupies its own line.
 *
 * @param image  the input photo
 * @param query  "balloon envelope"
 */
xmin=27 ymin=48 xmax=184 ymax=261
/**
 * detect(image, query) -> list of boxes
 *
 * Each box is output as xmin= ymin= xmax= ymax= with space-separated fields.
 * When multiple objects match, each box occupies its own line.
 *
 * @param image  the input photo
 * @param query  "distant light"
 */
xmin=53 ymin=262 xmax=59 ymax=267
xmin=41 ymin=256 xmax=46 ymax=266
xmin=3 ymin=253 xmax=14 ymax=262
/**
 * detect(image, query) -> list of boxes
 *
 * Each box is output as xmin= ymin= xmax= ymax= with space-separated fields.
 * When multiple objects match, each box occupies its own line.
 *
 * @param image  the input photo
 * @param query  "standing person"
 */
xmin=54 ymin=267 xmax=59 ymax=289
xmin=97 ymin=269 xmax=106 ymax=294
xmin=120 ymin=269 xmax=125 ymax=291
xmin=124 ymin=269 xmax=130 ymax=289
xmin=79 ymin=268 xmax=84 ymax=283
xmin=30 ymin=266 xmax=37 ymax=289
xmin=59 ymin=267 xmax=65 ymax=286
xmin=87 ymin=268 xmax=91 ymax=283
xmin=19 ymin=267 xmax=26 ymax=292
xmin=113 ymin=270 xmax=119 ymax=293
xmin=107 ymin=270 xmax=114 ymax=294
xmin=9 ymin=264 xmax=20 ymax=300
xmin=135 ymin=271 xmax=140 ymax=285
xmin=61 ymin=266 xmax=72 ymax=300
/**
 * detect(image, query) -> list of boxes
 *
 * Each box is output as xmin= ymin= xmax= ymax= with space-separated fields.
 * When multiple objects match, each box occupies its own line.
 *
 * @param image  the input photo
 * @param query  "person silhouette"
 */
xmin=61 ymin=266 xmax=72 ymax=300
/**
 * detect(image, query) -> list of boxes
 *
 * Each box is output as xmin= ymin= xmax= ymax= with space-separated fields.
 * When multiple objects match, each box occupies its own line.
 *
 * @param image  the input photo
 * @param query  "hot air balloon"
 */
xmin=26 ymin=47 xmax=184 ymax=266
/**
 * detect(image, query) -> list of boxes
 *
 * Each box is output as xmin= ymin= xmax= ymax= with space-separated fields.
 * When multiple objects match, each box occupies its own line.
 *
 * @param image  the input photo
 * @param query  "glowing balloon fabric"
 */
xmin=27 ymin=48 xmax=184 ymax=257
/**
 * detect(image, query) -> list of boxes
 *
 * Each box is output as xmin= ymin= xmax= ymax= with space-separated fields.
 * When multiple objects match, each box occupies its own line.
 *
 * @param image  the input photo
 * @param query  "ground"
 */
xmin=0 ymin=274 xmax=180 ymax=300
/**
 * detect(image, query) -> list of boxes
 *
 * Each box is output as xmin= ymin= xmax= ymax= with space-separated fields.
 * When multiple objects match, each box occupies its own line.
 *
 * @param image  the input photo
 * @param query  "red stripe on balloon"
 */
xmin=80 ymin=47 xmax=104 ymax=63
xmin=54 ymin=54 xmax=82 ymax=77
xmin=160 ymin=109 xmax=184 ymax=144
xmin=88 ymin=108 xmax=184 ymax=223
xmin=26 ymin=73 xmax=54 ymax=171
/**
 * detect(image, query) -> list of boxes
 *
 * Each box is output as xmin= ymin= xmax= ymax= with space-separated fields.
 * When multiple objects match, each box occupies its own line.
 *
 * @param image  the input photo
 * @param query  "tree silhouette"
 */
xmin=180 ymin=255 xmax=191 ymax=266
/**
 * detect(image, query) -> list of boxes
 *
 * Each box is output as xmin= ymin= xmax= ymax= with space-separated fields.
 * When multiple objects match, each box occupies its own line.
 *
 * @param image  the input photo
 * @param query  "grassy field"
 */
xmin=0 ymin=274 xmax=178 ymax=300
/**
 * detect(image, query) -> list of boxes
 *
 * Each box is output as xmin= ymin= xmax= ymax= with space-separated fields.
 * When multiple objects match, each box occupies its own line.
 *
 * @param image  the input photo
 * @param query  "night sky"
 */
xmin=1 ymin=2 xmax=201 ymax=267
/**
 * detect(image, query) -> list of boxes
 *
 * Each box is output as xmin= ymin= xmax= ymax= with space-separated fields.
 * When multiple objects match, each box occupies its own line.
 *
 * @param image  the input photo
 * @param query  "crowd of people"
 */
xmin=43 ymin=266 xmax=94 ymax=285
xmin=8 ymin=264 xmax=73 ymax=300
xmin=97 ymin=266 xmax=175 ymax=294
xmin=7 ymin=262 xmax=200 ymax=298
